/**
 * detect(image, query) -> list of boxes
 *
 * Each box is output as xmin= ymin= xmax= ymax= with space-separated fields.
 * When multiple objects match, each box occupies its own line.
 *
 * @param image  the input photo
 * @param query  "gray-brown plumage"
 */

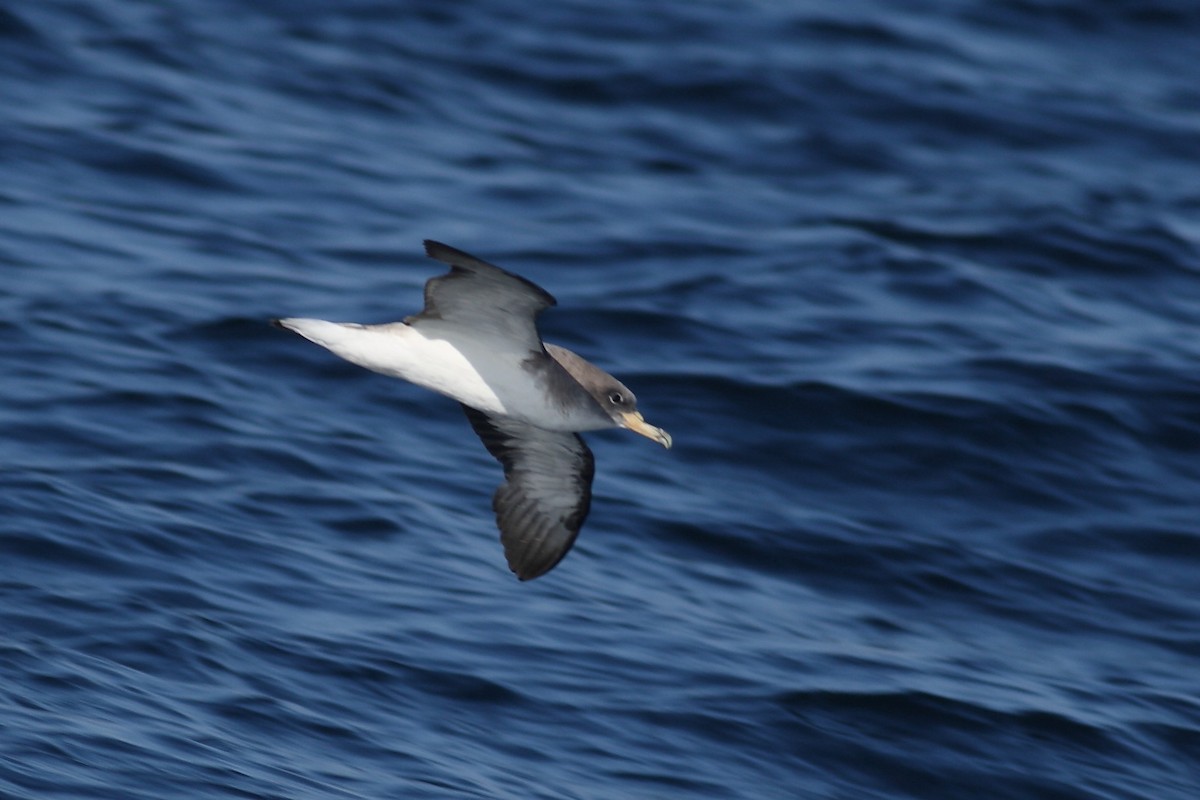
xmin=462 ymin=405 xmax=595 ymax=580
xmin=273 ymin=240 xmax=671 ymax=580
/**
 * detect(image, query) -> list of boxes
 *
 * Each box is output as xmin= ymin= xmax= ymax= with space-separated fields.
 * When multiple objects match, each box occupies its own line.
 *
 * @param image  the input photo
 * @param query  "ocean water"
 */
xmin=3 ymin=1 xmax=1200 ymax=798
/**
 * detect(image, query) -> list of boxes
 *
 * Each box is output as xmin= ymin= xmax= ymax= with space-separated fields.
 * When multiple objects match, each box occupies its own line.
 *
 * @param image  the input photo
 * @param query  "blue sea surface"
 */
xmin=3 ymin=1 xmax=1200 ymax=798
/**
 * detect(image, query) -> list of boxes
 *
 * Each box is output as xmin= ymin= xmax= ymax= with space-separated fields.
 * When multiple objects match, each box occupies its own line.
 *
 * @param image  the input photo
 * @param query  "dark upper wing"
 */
xmin=410 ymin=241 xmax=555 ymax=352
xmin=462 ymin=405 xmax=595 ymax=580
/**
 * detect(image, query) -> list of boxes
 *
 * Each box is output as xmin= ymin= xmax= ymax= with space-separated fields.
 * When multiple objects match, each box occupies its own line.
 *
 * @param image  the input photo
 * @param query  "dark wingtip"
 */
xmin=506 ymin=546 xmax=567 ymax=581
xmin=423 ymin=239 xmax=459 ymax=261
xmin=270 ymin=318 xmax=286 ymax=329
xmin=512 ymin=563 xmax=548 ymax=582
xmin=422 ymin=239 xmax=557 ymax=308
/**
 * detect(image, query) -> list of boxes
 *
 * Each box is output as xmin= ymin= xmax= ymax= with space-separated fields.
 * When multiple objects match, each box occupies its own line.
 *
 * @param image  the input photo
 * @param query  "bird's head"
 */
xmin=596 ymin=383 xmax=672 ymax=449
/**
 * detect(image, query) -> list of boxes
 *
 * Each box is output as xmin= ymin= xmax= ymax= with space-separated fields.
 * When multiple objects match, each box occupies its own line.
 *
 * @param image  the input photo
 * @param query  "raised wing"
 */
xmin=411 ymin=241 xmax=555 ymax=353
xmin=462 ymin=405 xmax=595 ymax=580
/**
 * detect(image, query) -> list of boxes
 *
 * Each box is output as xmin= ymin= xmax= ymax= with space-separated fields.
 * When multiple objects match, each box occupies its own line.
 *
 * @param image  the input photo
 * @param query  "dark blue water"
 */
xmin=4 ymin=1 xmax=1200 ymax=797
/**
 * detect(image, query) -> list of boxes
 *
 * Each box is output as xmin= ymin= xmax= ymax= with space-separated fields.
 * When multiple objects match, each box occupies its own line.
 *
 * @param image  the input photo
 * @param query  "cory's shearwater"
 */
xmin=273 ymin=240 xmax=671 ymax=580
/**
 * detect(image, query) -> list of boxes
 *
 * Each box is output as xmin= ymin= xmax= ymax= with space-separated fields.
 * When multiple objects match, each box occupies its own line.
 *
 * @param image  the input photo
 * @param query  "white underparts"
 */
xmin=276 ymin=318 xmax=611 ymax=431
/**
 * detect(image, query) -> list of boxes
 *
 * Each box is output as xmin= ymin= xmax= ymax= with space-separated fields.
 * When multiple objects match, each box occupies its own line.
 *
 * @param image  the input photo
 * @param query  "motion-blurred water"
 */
xmin=3 ymin=2 xmax=1200 ymax=798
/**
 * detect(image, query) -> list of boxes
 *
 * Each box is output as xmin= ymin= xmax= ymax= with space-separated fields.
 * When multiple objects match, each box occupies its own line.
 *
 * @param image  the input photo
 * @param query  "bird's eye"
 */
xmin=608 ymin=391 xmax=624 ymax=405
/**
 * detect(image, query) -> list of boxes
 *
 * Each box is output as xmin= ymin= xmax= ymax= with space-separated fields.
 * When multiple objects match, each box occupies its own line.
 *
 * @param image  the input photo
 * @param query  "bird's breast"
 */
xmin=286 ymin=319 xmax=608 ymax=430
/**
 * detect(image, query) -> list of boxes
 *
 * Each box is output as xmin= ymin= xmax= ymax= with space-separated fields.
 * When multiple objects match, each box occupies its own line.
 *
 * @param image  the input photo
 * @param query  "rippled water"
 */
xmin=4 ymin=1 xmax=1200 ymax=798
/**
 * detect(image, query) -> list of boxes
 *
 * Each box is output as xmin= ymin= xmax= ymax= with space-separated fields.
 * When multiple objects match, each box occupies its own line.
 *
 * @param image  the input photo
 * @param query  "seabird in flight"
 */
xmin=273 ymin=240 xmax=671 ymax=580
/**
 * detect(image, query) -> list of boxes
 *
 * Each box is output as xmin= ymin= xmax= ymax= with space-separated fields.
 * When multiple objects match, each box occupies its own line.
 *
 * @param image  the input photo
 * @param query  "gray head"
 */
xmin=545 ymin=343 xmax=672 ymax=448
